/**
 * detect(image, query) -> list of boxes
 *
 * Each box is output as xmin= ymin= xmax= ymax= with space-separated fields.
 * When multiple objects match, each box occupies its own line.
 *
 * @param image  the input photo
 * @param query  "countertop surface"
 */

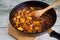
xmin=0 ymin=0 xmax=60 ymax=40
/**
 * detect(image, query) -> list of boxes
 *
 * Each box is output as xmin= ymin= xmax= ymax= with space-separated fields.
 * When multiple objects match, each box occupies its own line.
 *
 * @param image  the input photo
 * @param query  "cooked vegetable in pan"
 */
xmin=12 ymin=7 xmax=53 ymax=33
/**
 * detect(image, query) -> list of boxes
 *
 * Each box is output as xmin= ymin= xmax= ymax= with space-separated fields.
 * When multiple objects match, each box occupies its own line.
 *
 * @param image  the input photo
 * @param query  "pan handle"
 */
xmin=48 ymin=29 xmax=60 ymax=40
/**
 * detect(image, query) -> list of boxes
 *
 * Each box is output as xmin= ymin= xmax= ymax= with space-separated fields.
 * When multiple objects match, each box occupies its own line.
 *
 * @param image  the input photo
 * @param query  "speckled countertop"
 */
xmin=0 ymin=0 xmax=60 ymax=40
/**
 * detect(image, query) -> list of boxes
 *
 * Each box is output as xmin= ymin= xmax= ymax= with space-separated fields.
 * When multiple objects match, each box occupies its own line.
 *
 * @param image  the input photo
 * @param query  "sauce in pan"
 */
xmin=12 ymin=7 xmax=53 ymax=33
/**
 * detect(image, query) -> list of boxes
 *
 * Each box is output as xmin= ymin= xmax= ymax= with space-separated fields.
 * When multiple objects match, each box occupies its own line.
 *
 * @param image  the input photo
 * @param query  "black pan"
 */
xmin=9 ymin=1 xmax=60 ymax=39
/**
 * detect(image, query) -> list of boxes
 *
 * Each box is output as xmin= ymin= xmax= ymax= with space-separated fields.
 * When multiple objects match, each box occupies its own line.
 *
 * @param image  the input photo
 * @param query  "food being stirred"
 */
xmin=12 ymin=7 xmax=53 ymax=33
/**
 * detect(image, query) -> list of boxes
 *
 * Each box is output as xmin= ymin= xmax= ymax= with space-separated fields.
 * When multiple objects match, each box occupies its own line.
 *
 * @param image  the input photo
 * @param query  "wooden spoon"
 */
xmin=28 ymin=0 xmax=60 ymax=18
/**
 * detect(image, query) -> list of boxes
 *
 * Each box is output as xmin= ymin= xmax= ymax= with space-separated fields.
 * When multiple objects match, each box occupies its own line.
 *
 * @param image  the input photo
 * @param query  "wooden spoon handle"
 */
xmin=42 ymin=0 xmax=60 ymax=13
xmin=27 ymin=0 xmax=60 ymax=18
